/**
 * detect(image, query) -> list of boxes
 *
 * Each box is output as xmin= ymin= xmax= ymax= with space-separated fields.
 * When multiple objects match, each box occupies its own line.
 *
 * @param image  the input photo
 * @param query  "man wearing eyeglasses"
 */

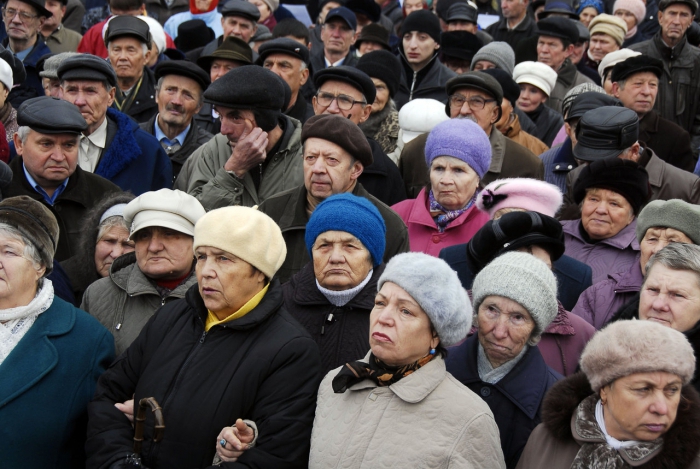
xmin=398 ymin=71 xmax=545 ymax=197
xmin=1 ymin=0 xmax=52 ymax=105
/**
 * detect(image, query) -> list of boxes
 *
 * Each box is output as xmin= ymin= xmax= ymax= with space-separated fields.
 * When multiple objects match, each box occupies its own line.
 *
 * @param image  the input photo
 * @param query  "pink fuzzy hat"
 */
xmin=476 ymin=178 xmax=564 ymax=219
xmin=613 ymin=0 xmax=646 ymax=27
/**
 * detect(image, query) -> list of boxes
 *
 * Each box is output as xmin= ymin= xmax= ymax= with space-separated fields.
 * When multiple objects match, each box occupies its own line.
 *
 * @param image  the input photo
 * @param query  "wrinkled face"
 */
xmin=403 ymin=31 xmax=439 ymax=69
xmin=613 ymin=71 xmax=659 ymax=115
xmin=639 ymin=227 xmax=692 ymax=274
xmin=303 ymin=137 xmax=363 ymax=201
xmin=14 ymin=130 xmax=79 ymax=191
xmin=581 ymin=188 xmax=635 ymax=240
xmin=43 ymin=0 xmax=64 ymax=29
xmin=156 ymin=75 xmax=202 ymax=129
xmin=262 ymin=53 xmax=308 ymax=96
xmin=358 ymin=40 xmax=385 ymax=55
xmin=133 ymin=226 xmax=194 ymax=280
xmin=639 ymin=264 xmax=700 ymax=332
xmin=579 ymin=6 xmax=599 ymax=27
xmin=249 ymin=0 xmax=271 ymax=21
xmin=600 ymin=372 xmax=682 ymax=441
xmin=215 ymin=106 xmax=257 ymax=144
xmin=537 ymin=35 xmax=570 ymax=70
xmin=195 ymin=246 xmax=265 ymax=317
xmin=658 ymin=4 xmax=693 ymax=44
xmin=429 ymin=156 xmax=480 ymax=211
xmin=313 ymin=79 xmax=371 ymax=125
xmin=107 ymin=37 xmax=149 ymax=83
xmin=321 ymin=18 xmax=356 ymax=55
xmin=0 ymin=233 xmax=45 ymax=309
xmin=615 ymin=8 xmax=638 ymax=30
xmin=3 ymin=0 xmax=44 ymax=44
xmin=370 ymin=281 xmax=439 ymax=366
xmin=447 ymin=20 xmax=477 ymax=33
xmin=571 ymin=40 xmax=587 ymax=64
xmin=501 ymin=0 xmax=527 ymax=20
xmin=477 ymin=295 xmax=535 ymax=368
xmin=318 ymin=1 xmax=342 ymax=23
xmin=62 ymin=80 xmax=115 ymax=133
xmin=222 ymin=15 xmax=256 ymax=42
xmin=517 ymin=83 xmax=548 ymax=112
xmin=370 ymin=77 xmax=389 ymax=113
xmin=312 ymin=230 xmax=373 ymax=291
xmin=403 ymin=0 xmax=424 ymax=16
xmin=472 ymin=60 xmax=497 ymax=71
xmin=94 ymin=224 xmax=134 ymax=277
xmin=43 ymin=77 xmax=61 ymax=97
xmin=210 ymin=58 xmax=243 ymax=82
xmin=589 ymin=33 xmax=620 ymax=62
xmin=448 ymin=86 xmax=500 ymax=133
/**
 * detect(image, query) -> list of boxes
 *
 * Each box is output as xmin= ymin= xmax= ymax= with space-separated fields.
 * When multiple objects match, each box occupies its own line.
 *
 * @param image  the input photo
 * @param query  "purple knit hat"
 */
xmin=476 ymin=178 xmax=564 ymax=218
xmin=424 ymin=119 xmax=492 ymax=178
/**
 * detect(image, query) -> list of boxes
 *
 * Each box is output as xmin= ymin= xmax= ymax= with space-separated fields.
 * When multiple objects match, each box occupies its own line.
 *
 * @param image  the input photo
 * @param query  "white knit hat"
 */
xmin=597 ymin=48 xmax=641 ymax=80
xmin=0 ymin=57 xmax=13 ymax=91
xmin=513 ymin=61 xmax=558 ymax=97
xmin=137 ymin=15 xmax=167 ymax=54
xmin=398 ymin=98 xmax=450 ymax=144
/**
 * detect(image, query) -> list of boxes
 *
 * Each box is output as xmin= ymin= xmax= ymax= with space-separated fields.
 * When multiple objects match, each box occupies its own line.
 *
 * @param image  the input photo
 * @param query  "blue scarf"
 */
xmin=428 ymin=190 xmax=476 ymax=233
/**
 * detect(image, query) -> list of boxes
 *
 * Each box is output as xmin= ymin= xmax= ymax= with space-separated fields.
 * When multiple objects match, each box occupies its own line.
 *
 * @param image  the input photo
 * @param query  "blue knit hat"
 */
xmin=305 ymin=194 xmax=386 ymax=267
xmin=425 ymin=119 xmax=492 ymax=179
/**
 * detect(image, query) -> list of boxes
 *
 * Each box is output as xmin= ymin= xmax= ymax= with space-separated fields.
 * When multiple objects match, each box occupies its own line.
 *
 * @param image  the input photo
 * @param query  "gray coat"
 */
xmin=547 ymin=59 xmax=594 ymax=114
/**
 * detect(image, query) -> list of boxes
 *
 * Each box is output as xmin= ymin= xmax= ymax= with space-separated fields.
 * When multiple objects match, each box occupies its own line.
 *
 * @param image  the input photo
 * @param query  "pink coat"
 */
xmin=391 ymin=188 xmax=488 ymax=257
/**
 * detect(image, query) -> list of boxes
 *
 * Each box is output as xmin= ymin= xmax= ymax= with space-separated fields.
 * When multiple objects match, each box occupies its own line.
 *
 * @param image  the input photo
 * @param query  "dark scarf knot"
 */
xmin=332 ymin=353 xmax=435 ymax=393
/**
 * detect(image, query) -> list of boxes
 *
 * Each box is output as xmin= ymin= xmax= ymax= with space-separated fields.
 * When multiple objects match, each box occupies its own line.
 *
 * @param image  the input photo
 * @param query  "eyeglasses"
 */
xmin=449 ymin=95 xmax=497 ymax=111
xmin=2 ymin=7 xmax=38 ymax=22
xmin=315 ymin=91 xmax=366 ymax=111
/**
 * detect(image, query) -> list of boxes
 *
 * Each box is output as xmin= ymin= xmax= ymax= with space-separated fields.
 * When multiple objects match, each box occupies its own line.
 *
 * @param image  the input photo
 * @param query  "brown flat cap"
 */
xmin=301 ymin=114 xmax=373 ymax=167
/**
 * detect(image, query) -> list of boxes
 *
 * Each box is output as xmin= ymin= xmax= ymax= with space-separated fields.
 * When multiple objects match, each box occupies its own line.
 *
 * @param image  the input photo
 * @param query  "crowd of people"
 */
xmin=0 ymin=0 xmax=700 ymax=467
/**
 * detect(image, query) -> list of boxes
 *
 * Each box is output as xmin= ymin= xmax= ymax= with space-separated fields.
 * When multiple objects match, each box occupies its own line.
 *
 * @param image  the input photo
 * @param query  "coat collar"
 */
xmin=109 ymin=251 xmax=196 ymax=298
xmin=641 ymin=146 xmax=665 ymax=189
xmin=404 ymin=188 xmax=485 ymax=230
xmin=489 ymin=127 xmax=506 ymax=174
xmin=552 ymin=137 xmax=577 ymax=173
xmin=561 ymin=219 xmax=640 ymax=251
xmin=608 ymin=260 xmax=644 ymax=291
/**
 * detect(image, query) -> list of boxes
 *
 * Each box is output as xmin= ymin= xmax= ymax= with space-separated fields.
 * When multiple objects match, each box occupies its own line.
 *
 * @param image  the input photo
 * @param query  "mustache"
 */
xmin=165 ymin=103 xmax=185 ymax=113
xmin=455 ymin=115 xmax=479 ymax=123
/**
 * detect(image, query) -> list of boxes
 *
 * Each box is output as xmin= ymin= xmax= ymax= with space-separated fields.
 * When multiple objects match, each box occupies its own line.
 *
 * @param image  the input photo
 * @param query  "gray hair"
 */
xmin=107 ymin=41 xmax=149 ymax=57
xmin=96 ymin=215 xmax=130 ymax=243
xmin=0 ymin=222 xmax=45 ymax=271
xmin=644 ymin=243 xmax=700 ymax=288
xmin=16 ymin=126 xmax=31 ymax=144
xmin=155 ymin=76 xmax=204 ymax=106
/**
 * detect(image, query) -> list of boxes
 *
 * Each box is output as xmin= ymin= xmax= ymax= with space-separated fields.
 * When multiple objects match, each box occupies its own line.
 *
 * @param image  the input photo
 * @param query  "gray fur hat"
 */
xmin=635 ymin=199 xmax=700 ymax=245
xmin=581 ymin=320 xmax=696 ymax=392
xmin=472 ymin=252 xmax=558 ymax=339
xmin=378 ymin=252 xmax=471 ymax=347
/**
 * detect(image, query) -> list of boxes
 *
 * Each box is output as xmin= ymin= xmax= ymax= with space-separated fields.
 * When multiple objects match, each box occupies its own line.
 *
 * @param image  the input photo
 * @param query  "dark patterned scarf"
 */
xmin=332 ymin=353 xmax=435 ymax=393
xmin=428 ymin=190 xmax=476 ymax=233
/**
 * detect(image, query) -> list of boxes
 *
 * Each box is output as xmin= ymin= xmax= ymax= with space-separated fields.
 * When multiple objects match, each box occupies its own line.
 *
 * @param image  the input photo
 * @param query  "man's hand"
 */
xmin=216 ymin=419 xmax=256 ymax=463
xmin=224 ymin=119 xmax=269 ymax=177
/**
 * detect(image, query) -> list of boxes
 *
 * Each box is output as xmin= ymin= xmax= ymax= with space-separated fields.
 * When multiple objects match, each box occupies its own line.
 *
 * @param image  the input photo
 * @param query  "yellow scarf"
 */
xmin=204 ymin=283 xmax=269 ymax=332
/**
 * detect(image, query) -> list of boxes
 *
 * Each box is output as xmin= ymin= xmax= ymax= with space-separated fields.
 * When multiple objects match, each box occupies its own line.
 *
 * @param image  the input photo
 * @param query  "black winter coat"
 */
xmin=283 ymin=262 xmax=383 ymax=374
xmin=86 ymin=281 xmax=323 ymax=469
xmin=359 ymin=138 xmax=407 ymax=207
xmin=526 ymin=103 xmax=564 ymax=148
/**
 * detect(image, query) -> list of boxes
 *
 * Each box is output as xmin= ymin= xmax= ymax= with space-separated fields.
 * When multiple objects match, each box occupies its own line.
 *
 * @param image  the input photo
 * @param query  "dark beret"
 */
xmin=440 ymin=31 xmax=483 ymax=62
xmin=104 ymin=15 xmax=152 ymax=47
xmin=611 ymin=55 xmax=664 ymax=83
xmin=573 ymin=157 xmax=650 ymax=215
xmin=302 ymin=114 xmax=373 ymax=167
xmin=220 ymin=0 xmax=261 ymax=21
xmin=197 ymin=36 xmax=253 ymax=71
xmin=467 ymin=211 xmax=566 ymax=272
xmin=345 ymin=0 xmax=381 ymax=22
xmin=155 ymin=60 xmax=210 ymax=91
xmin=538 ymin=0 xmax=578 ymax=19
xmin=446 ymin=71 xmax=504 ymax=105
xmin=356 ymin=50 xmax=401 ymax=98
xmin=175 ymin=19 xmax=215 ymax=52
xmin=57 ymin=54 xmax=118 ymax=88
xmin=0 ymin=48 xmax=26 ymax=86
xmin=566 ymin=91 xmax=622 ymax=121
xmin=314 ymin=65 xmax=377 ymax=104
xmin=658 ymin=0 xmax=697 ymax=13
xmin=537 ymin=16 xmax=579 ymax=43
xmin=574 ymin=106 xmax=639 ymax=161
xmin=203 ymin=66 xmax=285 ymax=111
xmin=14 ymin=0 xmax=51 ymax=18
xmin=18 ymin=96 xmax=88 ymax=134
xmin=481 ymin=68 xmax=520 ymax=105
xmin=574 ymin=20 xmax=590 ymax=42
xmin=256 ymin=37 xmax=310 ymax=65
xmin=355 ymin=23 xmax=391 ymax=51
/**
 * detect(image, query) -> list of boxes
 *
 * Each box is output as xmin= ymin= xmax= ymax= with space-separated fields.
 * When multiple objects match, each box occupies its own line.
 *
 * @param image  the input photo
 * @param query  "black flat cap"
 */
xmin=355 ymin=23 xmax=391 ymax=51
xmin=104 ymin=15 xmax=152 ymax=46
xmin=566 ymin=91 xmax=622 ymax=121
xmin=256 ymin=38 xmax=310 ymax=65
xmin=14 ymin=0 xmax=51 ymax=18
xmin=659 ymin=0 xmax=698 ymax=13
xmin=0 ymin=48 xmax=26 ymax=86
xmin=441 ymin=31 xmax=483 ymax=62
xmin=314 ymin=66 xmax=377 ymax=104
xmin=574 ymin=20 xmax=590 ymax=42
xmin=611 ymin=56 xmax=664 ymax=83
xmin=574 ymin=106 xmax=639 ymax=161
xmin=537 ymin=0 xmax=579 ymax=19
xmin=175 ymin=19 xmax=215 ymax=52
xmin=356 ymin=50 xmax=401 ymax=98
xmin=537 ymin=16 xmax=579 ymax=43
xmin=446 ymin=71 xmax=504 ymax=105
xmin=446 ymin=3 xmax=478 ymax=23
xmin=203 ymin=66 xmax=286 ymax=111
xmin=18 ymin=96 xmax=88 ymax=134
xmin=346 ymin=0 xmax=381 ymax=22
xmin=467 ymin=211 xmax=566 ymax=272
xmin=221 ymin=0 xmax=261 ymax=21
xmin=481 ymin=68 xmax=520 ymax=105
xmin=302 ymin=114 xmax=373 ymax=167
xmin=155 ymin=60 xmax=210 ymax=91
xmin=573 ymin=158 xmax=650 ymax=214
xmin=57 ymin=54 xmax=118 ymax=88
xmin=197 ymin=36 xmax=253 ymax=71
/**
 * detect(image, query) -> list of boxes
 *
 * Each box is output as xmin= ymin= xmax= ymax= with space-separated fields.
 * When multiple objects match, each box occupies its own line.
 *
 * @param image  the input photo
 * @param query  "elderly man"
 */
xmin=139 ymin=61 xmax=213 ymax=182
xmin=190 ymin=0 xmax=260 ymax=61
xmin=179 ymin=66 xmax=303 ymax=210
xmin=309 ymin=7 xmax=358 ymax=77
xmin=258 ymin=114 xmax=409 ymax=283
xmin=611 ymin=55 xmax=696 ymax=172
xmin=284 ymin=193 xmax=386 ymax=373
xmin=537 ymin=16 xmax=594 ymax=113
xmin=82 ymin=189 xmax=205 ymax=355
xmin=2 ymin=0 xmax=52 ymax=103
xmin=630 ymin=0 xmax=700 ymax=151
xmin=57 ymin=54 xmax=172 ymax=195
xmin=39 ymin=51 xmax=77 ymax=97
xmin=399 ymin=72 xmax=544 ymax=198
xmin=40 ymin=0 xmax=82 ymax=53
xmin=486 ymin=0 xmax=538 ymax=49
xmin=86 ymin=205 xmax=322 ymax=468
xmin=6 ymin=96 xmax=122 ymax=261
xmin=312 ymin=66 xmax=406 ymax=206
xmin=258 ymin=38 xmax=313 ymax=124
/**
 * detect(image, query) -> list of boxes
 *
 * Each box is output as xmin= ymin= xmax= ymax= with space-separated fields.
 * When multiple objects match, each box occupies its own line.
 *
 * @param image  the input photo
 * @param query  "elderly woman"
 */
xmin=61 ymin=192 xmax=135 ymax=304
xmin=614 ymin=0 xmax=648 ymax=46
xmin=516 ymin=320 xmax=700 ymax=468
xmin=446 ymin=252 xmax=561 ymax=469
xmin=309 ymin=252 xmax=506 ymax=468
xmin=87 ymin=206 xmax=323 ymax=468
xmin=284 ymin=193 xmax=386 ymax=374
xmin=250 ymin=0 xmax=278 ymax=31
xmin=391 ymin=118 xmax=491 ymax=256
xmin=573 ymin=199 xmax=700 ymax=329
xmin=81 ymin=189 xmax=205 ymax=355
xmin=577 ymin=0 xmax=604 ymax=27
xmin=562 ymin=157 xmax=650 ymax=284
xmin=356 ymin=50 xmax=401 ymax=156
xmin=0 ymin=196 xmax=114 ymax=467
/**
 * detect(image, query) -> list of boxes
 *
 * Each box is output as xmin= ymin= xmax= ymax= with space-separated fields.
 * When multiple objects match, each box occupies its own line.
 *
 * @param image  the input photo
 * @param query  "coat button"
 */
xmin=480 ymin=387 xmax=491 ymax=397
xmin=432 ymin=235 xmax=440 ymax=243
xmin=54 ymin=205 xmax=62 ymax=212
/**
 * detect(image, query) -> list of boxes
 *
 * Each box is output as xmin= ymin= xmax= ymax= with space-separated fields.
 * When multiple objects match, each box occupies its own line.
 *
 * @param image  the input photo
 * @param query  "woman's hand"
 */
xmin=216 ymin=419 xmax=256 ymax=463
xmin=115 ymin=398 xmax=135 ymax=424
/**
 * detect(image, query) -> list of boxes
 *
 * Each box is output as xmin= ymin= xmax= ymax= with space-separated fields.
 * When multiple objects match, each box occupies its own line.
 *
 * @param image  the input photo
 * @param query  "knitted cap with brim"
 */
xmin=581 ymin=320 xmax=696 ymax=392
xmin=472 ymin=251 xmax=558 ymax=340
xmin=378 ymin=252 xmax=472 ymax=347
xmin=635 ymin=199 xmax=700 ymax=244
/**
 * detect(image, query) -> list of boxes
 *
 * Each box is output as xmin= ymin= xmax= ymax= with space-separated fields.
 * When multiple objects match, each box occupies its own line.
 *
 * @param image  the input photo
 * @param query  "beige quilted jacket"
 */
xmin=309 ymin=355 xmax=507 ymax=469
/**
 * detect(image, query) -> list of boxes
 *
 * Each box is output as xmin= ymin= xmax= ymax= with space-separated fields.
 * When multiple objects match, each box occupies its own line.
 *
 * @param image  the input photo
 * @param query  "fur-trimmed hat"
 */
xmin=378 ymin=252 xmax=472 ymax=347
xmin=573 ymin=157 xmax=650 ymax=215
xmin=477 ymin=178 xmax=564 ymax=218
xmin=581 ymin=320 xmax=696 ymax=392
xmin=635 ymin=199 xmax=700 ymax=244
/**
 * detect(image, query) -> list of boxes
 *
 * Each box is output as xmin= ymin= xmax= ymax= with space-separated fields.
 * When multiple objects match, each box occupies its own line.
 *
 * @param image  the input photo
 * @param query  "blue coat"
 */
xmin=0 ymin=294 xmax=114 ymax=468
xmin=446 ymin=334 xmax=561 ymax=469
